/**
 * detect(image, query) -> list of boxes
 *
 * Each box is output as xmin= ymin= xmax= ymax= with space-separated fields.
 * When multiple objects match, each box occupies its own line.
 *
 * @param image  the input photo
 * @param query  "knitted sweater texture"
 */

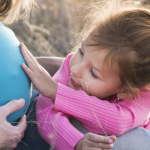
xmin=36 ymin=53 xmax=150 ymax=150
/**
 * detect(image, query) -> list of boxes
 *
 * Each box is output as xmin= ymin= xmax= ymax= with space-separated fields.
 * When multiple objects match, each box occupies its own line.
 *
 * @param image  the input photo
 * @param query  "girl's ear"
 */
xmin=117 ymin=87 xmax=140 ymax=99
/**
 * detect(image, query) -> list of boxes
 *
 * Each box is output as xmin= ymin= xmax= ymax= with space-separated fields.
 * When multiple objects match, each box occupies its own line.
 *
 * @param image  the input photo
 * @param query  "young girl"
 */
xmin=0 ymin=0 xmax=116 ymax=150
xmin=20 ymin=1 xmax=150 ymax=150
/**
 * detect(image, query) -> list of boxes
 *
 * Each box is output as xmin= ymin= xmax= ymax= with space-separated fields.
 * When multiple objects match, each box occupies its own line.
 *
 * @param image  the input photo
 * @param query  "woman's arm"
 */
xmin=36 ymin=57 xmax=64 ymax=76
xmin=0 ymin=99 xmax=26 ymax=150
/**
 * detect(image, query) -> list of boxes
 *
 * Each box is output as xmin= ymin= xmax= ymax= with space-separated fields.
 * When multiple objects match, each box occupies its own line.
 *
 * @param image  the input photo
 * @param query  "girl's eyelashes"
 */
xmin=90 ymin=68 xmax=98 ymax=79
xmin=78 ymin=48 xmax=84 ymax=55
xmin=78 ymin=48 xmax=98 ymax=79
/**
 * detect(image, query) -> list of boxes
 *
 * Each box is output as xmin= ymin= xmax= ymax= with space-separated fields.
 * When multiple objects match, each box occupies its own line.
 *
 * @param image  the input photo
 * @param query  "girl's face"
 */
xmin=68 ymin=38 xmax=124 ymax=99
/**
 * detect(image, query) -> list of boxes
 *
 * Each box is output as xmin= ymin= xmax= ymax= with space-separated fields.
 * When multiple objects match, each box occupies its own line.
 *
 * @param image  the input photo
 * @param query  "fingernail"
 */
xmin=18 ymin=99 xmax=25 ymax=104
xmin=23 ymin=46 xmax=26 ymax=50
xmin=108 ymin=139 xmax=113 ymax=144
xmin=20 ymin=43 xmax=25 ymax=48
xmin=23 ymin=115 xmax=26 ymax=120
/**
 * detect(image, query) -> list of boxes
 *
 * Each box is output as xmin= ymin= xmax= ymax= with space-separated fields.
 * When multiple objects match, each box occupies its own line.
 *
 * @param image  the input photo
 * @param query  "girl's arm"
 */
xmin=54 ymin=83 xmax=150 ymax=136
xmin=36 ymin=95 xmax=115 ymax=150
xmin=36 ymin=96 xmax=84 ymax=150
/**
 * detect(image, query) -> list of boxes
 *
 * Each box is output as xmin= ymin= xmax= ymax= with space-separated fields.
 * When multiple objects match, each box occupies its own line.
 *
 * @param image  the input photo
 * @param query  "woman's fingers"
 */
xmin=0 ymin=99 xmax=25 ymax=118
xmin=0 ymin=102 xmax=27 ymax=150
xmin=16 ymin=115 xmax=27 ymax=134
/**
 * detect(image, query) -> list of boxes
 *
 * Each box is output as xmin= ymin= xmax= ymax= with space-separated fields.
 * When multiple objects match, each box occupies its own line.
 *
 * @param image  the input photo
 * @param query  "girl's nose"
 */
xmin=71 ymin=63 xmax=83 ymax=78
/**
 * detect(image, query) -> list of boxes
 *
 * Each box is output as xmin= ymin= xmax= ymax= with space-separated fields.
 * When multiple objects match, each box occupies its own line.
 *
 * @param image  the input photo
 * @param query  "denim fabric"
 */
xmin=107 ymin=127 xmax=150 ymax=150
xmin=14 ymin=90 xmax=50 ymax=150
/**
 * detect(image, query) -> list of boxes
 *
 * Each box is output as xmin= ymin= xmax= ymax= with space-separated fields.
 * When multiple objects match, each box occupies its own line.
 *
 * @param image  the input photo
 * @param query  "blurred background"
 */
xmin=9 ymin=0 xmax=150 ymax=57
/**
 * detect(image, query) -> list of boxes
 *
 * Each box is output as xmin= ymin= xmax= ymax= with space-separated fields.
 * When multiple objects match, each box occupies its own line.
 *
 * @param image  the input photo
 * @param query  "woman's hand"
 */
xmin=20 ymin=43 xmax=58 ymax=101
xmin=0 ymin=99 xmax=27 ymax=150
xmin=75 ymin=132 xmax=116 ymax=150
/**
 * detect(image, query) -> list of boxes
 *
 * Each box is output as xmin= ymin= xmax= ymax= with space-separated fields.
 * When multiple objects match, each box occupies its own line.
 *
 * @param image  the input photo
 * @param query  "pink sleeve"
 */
xmin=36 ymin=94 xmax=84 ymax=150
xmin=54 ymin=84 xmax=150 ymax=136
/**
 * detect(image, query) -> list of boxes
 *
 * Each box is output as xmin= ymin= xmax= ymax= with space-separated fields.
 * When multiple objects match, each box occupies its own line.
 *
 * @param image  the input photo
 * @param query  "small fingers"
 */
xmin=82 ymin=138 xmax=113 ymax=149
xmin=20 ymin=43 xmax=39 ymax=67
xmin=21 ymin=63 xmax=36 ymax=80
xmin=89 ymin=141 xmax=113 ymax=149
xmin=108 ymin=135 xmax=116 ymax=142
xmin=84 ymin=148 xmax=104 ymax=150
xmin=85 ymin=133 xmax=113 ymax=144
xmin=20 ymin=43 xmax=37 ymax=71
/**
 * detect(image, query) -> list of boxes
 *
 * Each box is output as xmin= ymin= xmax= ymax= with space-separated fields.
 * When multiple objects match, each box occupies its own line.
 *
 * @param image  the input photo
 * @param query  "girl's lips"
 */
xmin=70 ymin=77 xmax=81 ymax=88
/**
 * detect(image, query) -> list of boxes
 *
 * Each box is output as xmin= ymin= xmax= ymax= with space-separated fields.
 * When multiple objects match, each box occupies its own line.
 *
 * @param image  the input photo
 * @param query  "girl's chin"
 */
xmin=68 ymin=81 xmax=74 ymax=89
xmin=68 ymin=81 xmax=82 ymax=91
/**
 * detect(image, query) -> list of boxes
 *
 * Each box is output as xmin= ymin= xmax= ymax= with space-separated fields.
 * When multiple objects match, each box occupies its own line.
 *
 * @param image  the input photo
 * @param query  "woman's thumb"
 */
xmin=1 ymin=99 xmax=25 ymax=118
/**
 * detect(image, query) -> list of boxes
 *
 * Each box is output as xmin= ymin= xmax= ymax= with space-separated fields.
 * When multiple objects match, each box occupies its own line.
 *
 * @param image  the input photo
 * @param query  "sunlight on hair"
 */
xmin=76 ymin=0 xmax=144 ymax=46
xmin=1 ymin=0 xmax=38 ymax=24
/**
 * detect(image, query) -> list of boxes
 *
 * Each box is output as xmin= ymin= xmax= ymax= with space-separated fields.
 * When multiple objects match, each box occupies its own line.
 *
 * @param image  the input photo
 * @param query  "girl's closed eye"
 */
xmin=90 ymin=68 xmax=98 ymax=79
xmin=78 ymin=48 xmax=84 ymax=56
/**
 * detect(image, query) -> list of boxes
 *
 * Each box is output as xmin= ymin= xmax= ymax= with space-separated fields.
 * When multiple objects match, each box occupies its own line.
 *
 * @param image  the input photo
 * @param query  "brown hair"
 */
xmin=0 ymin=0 xmax=37 ymax=24
xmin=0 ymin=0 xmax=12 ymax=18
xmin=78 ymin=1 xmax=150 ymax=93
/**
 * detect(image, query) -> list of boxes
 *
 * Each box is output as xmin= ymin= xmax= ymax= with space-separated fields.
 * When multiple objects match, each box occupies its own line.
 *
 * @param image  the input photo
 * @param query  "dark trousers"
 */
xmin=14 ymin=91 xmax=50 ymax=150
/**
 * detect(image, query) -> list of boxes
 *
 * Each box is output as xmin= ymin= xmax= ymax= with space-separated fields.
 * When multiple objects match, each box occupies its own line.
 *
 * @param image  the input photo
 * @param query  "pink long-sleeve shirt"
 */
xmin=36 ymin=53 xmax=150 ymax=150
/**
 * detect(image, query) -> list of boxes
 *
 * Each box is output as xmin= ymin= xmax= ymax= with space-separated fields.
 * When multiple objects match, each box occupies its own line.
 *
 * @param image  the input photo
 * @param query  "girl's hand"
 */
xmin=20 ymin=43 xmax=58 ymax=101
xmin=75 ymin=132 xmax=116 ymax=150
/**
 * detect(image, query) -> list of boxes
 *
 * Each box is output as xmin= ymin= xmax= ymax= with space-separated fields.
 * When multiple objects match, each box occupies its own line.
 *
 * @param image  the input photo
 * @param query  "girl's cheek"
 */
xmin=70 ymin=54 xmax=77 ymax=69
